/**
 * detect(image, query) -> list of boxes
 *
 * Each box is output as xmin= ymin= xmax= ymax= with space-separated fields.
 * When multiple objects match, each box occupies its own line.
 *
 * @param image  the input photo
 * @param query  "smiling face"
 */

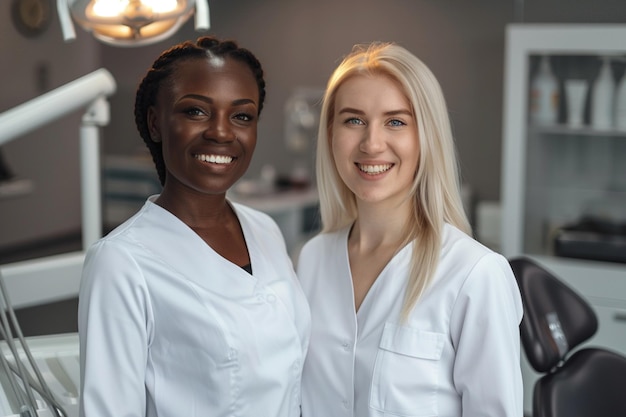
xmin=148 ymin=56 xmax=259 ymax=199
xmin=330 ymin=73 xmax=420 ymax=207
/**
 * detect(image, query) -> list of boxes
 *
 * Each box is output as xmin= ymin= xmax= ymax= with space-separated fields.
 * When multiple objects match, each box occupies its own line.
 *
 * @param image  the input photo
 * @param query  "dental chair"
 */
xmin=509 ymin=257 xmax=626 ymax=417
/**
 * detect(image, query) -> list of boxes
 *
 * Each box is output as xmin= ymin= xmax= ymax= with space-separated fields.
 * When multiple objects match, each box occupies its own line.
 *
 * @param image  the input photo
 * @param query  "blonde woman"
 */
xmin=297 ymin=42 xmax=523 ymax=417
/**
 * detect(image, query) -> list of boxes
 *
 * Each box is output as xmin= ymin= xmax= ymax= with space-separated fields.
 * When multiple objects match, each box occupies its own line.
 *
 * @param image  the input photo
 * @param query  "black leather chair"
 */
xmin=509 ymin=257 xmax=626 ymax=417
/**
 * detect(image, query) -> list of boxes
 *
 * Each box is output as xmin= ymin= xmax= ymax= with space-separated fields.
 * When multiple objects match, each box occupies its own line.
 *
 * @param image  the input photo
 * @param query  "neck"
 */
xmin=155 ymin=187 xmax=232 ymax=229
xmin=350 ymin=198 xmax=413 ymax=253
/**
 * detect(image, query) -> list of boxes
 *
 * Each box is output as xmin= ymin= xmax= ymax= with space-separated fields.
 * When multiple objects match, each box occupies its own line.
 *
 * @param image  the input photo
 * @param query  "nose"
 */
xmin=359 ymin=125 xmax=386 ymax=154
xmin=204 ymin=113 xmax=235 ymax=143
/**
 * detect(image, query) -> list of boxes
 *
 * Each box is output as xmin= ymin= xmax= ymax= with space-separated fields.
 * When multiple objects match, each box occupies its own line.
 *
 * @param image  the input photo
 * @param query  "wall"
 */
xmin=1 ymin=0 xmax=625 ymax=254
xmin=101 ymin=0 xmax=515 ymax=205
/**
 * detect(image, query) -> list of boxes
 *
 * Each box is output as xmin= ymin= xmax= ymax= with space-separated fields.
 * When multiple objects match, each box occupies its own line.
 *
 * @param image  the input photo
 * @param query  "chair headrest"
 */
xmin=509 ymin=257 xmax=598 ymax=373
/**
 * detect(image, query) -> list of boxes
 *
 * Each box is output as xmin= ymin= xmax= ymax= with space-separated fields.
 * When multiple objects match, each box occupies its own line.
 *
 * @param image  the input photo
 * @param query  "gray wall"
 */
xmin=1 ymin=0 xmax=625 ymax=252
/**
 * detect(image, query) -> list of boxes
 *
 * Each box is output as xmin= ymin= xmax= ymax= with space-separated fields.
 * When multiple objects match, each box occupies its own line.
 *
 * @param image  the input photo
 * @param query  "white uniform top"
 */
xmin=79 ymin=196 xmax=311 ymax=417
xmin=297 ymin=223 xmax=523 ymax=417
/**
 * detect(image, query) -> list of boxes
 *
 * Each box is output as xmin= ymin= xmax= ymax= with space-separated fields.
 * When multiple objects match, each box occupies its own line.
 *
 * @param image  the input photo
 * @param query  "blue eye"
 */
xmin=345 ymin=117 xmax=364 ymax=125
xmin=388 ymin=119 xmax=406 ymax=127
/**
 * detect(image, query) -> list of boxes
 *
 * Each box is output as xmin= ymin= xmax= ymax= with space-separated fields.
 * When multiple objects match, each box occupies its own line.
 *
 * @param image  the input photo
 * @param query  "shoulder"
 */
xmin=296 ymin=228 xmax=348 ymax=284
xmin=86 ymin=214 xmax=144 ymax=264
xmin=83 ymin=234 xmax=145 ymax=278
xmin=436 ymin=224 xmax=519 ymax=299
xmin=441 ymin=223 xmax=492 ymax=258
xmin=101 ymin=197 xmax=158 ymax=242
xmin=438 ymin=224 xmax=506 ymax=276
xmin=81 ymin=203 xmax=160 ymax=290
xmin=80 ymin=237 xmax=151 ymax=311
xmin=436 ymin=225 xmax=522 ymax=320
xmin=299 ymin=228 xmax=346 ymax=260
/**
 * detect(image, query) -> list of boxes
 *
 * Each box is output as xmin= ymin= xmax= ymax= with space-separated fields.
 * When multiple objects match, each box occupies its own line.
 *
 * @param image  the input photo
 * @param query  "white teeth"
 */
xmin=357 ymin=163 xmax=392 ymax=174
xmin=195 ymin=154 xmax=233 ymax=164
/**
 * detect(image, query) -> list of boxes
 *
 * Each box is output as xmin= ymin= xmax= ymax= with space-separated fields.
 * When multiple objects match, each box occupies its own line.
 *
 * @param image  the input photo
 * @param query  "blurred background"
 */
xmin=1 ymin=0 xmax=626 ymax=336
xmin=1 ymin=0 xmax=625 ymax=261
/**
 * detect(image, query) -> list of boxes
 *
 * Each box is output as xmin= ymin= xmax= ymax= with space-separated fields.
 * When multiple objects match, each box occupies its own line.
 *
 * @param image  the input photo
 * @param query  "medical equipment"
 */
xmin=0 ymin=68 xmax=115 ymax=307
xmin=0 ymin=69 xmax=116 ymax=415
xmin=56 ymin=0 xmax=210 ymax=47
xmin=0 ymin=271 xmax=79 ymax=417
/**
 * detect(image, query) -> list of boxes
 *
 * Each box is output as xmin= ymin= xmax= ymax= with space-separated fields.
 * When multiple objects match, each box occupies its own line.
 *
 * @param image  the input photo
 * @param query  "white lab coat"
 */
xmin=79 ymin=196 xmax=311 ymax=417
xmin=297 ymin=223 xmax=523 ymax=417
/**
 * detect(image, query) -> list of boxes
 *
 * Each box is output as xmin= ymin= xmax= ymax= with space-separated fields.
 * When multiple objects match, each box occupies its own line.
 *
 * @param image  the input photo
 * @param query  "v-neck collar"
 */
xmin=337 ymin=226 xmax=413 ymax=335
xmin=134 ymin=198 xmax=262 ymax=295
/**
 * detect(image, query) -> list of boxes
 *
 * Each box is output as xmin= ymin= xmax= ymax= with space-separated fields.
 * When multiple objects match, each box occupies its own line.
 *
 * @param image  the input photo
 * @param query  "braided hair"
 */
xmin=134 ymin=36 xmax=266 ymax=186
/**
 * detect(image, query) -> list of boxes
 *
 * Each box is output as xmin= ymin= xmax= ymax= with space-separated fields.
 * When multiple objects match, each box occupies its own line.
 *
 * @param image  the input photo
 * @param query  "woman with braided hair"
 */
xmin=78 ymin=36 xmax=310 ymax=417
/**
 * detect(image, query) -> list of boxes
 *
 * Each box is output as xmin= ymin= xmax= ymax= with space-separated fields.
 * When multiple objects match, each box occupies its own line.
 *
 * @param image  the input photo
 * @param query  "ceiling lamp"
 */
xmin=57 ymin=0 xmax=210 ymax=47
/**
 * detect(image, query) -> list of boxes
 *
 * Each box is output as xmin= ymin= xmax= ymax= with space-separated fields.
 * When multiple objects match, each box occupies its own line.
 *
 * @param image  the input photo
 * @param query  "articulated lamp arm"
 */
xmin=0 ymin=69 xmax=116 ymax=146
xmin=0 ymin=68 xmax=117 ymax=250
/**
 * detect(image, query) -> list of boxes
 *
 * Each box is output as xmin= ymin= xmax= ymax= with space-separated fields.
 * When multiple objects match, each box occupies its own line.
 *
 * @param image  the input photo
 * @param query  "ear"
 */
xmin=147 ymin=106 xmax=161 ymax=143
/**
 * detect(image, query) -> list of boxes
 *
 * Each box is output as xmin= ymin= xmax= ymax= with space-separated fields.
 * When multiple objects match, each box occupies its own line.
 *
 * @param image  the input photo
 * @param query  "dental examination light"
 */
xmin=56 ymin=0 xmax=210 ymax=47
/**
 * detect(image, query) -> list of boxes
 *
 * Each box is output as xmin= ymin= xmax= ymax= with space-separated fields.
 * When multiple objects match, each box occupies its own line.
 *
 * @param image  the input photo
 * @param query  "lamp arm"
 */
xmin=80 ymin=97 xmax=111 ymax=250
xmin=0 ymin=68 xmax=116 ymax=147
xmin=195 ymin=0 xmax=211 ymax=31
xmin=0 ymin=68 xmax=116 ymax=251
xmin=0 ymin=71 xmax=119 ymax=327
xmin=56 ymin=0 xmax=76 ymax=42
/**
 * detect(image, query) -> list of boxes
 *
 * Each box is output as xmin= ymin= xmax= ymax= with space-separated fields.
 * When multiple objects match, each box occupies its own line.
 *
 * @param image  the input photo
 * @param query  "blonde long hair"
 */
xmin=316 ymin=42 xmax=471 ymax=318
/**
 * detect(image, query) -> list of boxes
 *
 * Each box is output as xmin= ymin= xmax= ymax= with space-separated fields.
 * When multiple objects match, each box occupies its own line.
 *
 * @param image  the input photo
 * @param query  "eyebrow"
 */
xmin=181 ymin=94 xmax=258 ymax=107
xmin=337 ymin=107 xmax=412 ymax=117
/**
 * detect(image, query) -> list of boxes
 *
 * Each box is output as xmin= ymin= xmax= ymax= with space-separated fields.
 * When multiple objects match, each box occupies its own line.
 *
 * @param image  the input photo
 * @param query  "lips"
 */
xmin=356 ymin=163 xmax=393 ymax=175
xmin=194 ymin=154 xmax=234 ymax=164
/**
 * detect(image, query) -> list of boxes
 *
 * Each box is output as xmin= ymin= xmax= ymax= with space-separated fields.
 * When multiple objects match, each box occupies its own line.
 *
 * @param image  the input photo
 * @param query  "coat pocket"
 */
xmin=369 ymin=323 xmax=445 ymax=417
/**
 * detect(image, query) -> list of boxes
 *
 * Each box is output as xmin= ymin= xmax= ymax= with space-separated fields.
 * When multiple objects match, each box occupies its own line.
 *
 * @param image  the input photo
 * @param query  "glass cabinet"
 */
xmin=502 ymin=24 xmax=626 ymax=262
xmin=500 ymin=24 xmax=626 ymax=416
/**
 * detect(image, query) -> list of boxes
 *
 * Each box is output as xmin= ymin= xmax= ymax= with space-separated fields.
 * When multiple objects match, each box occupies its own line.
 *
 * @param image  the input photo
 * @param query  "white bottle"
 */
xmin=590 ymin=56 xmax=615 ymax=130
xmin=529 ymin=55 xmax=559 ymax=126
xmin=615 ymin=72 xmax=626 ymax=132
